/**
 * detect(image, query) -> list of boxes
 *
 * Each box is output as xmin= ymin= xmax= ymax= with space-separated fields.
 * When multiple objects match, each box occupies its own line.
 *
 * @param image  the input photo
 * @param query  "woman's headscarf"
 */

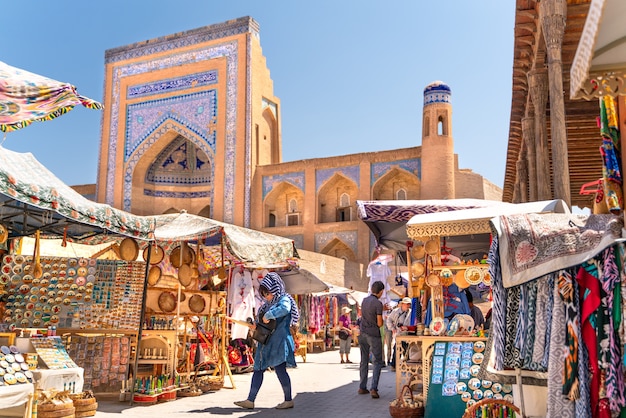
xmin=260 ymin=272 xmax=300 ymax=325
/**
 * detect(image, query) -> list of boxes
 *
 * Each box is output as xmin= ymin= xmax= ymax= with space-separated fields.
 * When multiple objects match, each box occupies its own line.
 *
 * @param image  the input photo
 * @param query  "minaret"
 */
xmin=420 ymin=81 xmax=455 ymax=200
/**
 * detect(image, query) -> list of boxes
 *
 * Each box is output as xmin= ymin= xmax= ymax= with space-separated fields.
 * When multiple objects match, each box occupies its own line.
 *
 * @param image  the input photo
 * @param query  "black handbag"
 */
xmin=338 ymin=329 xmax=350 ymax=340
xmin=252 ymin=319 xmax=276 ymax=344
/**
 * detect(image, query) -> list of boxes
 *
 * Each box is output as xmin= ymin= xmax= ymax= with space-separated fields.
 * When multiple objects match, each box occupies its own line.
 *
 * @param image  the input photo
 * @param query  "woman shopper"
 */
xmin=234 ymin=272 xmax=300 ymax=410
xmin=337 ymin=306 xmax=353 ymax=363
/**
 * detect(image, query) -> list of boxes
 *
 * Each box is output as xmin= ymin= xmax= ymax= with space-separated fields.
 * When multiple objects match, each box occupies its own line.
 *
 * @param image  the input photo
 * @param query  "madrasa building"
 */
xmin=94 ymin=16 xmax=502 ymax=267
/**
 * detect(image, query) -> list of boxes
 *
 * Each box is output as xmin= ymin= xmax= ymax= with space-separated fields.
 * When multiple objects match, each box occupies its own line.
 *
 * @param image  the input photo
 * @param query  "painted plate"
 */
xmin=468 ymin=377 xmax=481 ymax=391
xmin=429 ymin=317 xmax=446 ymax=336
xmin=464 ymin=267 xmax=484 ymax=285
xmin=4 ymin=373 xmax=16 ymax=384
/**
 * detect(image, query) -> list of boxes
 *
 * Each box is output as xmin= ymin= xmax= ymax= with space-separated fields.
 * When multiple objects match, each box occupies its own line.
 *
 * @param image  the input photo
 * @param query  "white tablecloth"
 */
xmin=0 ymin=383 xmax=34 ymax=417
xmin=32 ymin=367 xmax=84 ymax=393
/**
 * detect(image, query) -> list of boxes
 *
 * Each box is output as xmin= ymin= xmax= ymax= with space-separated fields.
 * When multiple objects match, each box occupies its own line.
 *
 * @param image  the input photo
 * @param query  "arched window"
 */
xmin=339 ymin=193 xmax=350 ymax=207
xmin=336 ymin=193 xmax=352 ymax=222
xmin=289 ymin=198 xmax=298 ymax=213
xmin=396 ymin=189 xmax=407 ymax=200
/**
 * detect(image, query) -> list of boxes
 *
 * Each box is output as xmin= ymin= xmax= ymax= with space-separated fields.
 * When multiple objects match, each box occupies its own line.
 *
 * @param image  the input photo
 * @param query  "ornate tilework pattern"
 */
xmin=123 ymin=122 xmax=215 ymax=211
xmin=125 ymin=90 xmax=217 ymax=161
xmin=106 ymin=41 xmax=238 ymax=219
xmin=127 ymin=71 xmax=218 ymax=98
xmin=244 ymin=34 xmax=252 ymax=227
xmin=315 ymin=166 xmax=360 ymax=192
xmin=370 ymin=159 xmax=420 ymax=185
xmin=145 ymin=136 xmax=212 ymax=185
xmin=315 ymin=231 xmax=358 ymax=255
xmin=423 ymin=81 xmax=452 ymax=105
xmin=144 ymin=190 xmax=210 ymax=198
xmin=262 ymin=172 xmax=305 ymax=200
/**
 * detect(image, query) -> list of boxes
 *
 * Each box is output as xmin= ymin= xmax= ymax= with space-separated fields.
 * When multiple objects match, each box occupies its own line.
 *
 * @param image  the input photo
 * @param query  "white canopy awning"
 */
xmin=406 ymin=199 xmax=570 ymax=238
xmin=570 ymin=0 xmax=626 ymax=99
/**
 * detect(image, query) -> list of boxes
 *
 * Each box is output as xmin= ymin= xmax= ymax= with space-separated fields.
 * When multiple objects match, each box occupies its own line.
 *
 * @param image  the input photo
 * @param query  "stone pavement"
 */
xmin=94 ymin=346 xmax=396 ymax=417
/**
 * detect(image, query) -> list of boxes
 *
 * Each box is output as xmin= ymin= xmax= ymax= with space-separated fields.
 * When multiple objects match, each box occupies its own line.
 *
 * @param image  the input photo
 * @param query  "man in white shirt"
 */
xmin=385 ymin=297 xmax=412 ymax=370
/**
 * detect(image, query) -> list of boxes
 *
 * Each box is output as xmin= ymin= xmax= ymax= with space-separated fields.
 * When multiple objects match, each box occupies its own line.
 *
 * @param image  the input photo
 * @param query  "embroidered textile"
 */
xmin=493 ymin=213 xmax=623 ymax=288
xmin=547 ymin=275 xmax=576 ymax=418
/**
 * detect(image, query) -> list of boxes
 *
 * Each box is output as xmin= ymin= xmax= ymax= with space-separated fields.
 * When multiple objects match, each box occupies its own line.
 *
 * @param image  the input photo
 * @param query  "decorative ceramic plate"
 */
xmin=472 ymin=352 xmax=484 ymax=365
xmin=461 ymin=391 xmax=471 ymax=403
xmin=464 ymin=267 xmax=484 ymax=285
xmin=468 ymin=377 xmax=481 ymax=390
xmin=473 ymin=341 xmax=485 ymax=353
xmin=4 ymin=373 xmax=16 ymax=385
xmin=429 ymin=317 xmax=446 ymax=336
xmin=469 ymin=364 xmax=481 ymax=377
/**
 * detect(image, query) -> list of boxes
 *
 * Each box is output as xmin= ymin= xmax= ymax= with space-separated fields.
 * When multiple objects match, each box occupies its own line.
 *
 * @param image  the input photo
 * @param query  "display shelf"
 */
xmin=395 ymin=335 xmax=488 ymax=400
xmin=135 ymin=330 xmax=176 ymax=377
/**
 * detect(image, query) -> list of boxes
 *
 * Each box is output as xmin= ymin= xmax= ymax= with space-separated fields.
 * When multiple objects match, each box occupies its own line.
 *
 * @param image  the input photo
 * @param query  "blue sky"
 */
xmin=1 ymin=1 xmax=514 ymax=189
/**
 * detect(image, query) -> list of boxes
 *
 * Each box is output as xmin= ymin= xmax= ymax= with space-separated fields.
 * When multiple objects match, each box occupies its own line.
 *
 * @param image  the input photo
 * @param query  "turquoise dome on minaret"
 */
xmin=423 ymin=81 xmax=451 ymax=106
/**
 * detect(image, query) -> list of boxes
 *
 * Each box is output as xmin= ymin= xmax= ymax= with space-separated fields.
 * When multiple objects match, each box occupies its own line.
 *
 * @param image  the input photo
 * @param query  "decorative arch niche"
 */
xmin=128 ymin=123 xmax=214 ymax=216
xmin=320 ymin=238 xmax=356 ymax=262
xmin=318 ymin=173 xmax=358 ymax=223
xmin=264 ymin=181 xmax=305 ymax=228
xmin=372 ymin=167 xmax=419 ymax=200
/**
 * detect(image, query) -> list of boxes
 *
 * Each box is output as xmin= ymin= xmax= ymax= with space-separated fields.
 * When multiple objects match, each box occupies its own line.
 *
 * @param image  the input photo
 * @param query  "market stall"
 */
xmin=391 ymin=199 xmax=571 ymax=417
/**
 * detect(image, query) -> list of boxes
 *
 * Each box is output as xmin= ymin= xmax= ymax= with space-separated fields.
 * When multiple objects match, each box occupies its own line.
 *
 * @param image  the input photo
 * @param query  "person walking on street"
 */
xmin=386 ymin=297 xmax=412 ymax=370
xmin=338 ymin=306 xmax=353 ymax=363
xmin=234 ymin=272 xmax=300 ymax=410
xmin=358 ymin=280 xmax=385 ymax=399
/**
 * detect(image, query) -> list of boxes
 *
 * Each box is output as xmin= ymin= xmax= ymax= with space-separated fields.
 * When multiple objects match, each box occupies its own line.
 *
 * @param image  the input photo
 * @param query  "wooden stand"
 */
xmin=395 ymin=335 xmax=487 ymax=400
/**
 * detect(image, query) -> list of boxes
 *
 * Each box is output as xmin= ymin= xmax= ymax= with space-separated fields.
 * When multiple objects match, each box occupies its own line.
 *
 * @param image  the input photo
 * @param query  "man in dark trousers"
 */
xmin=358 ymin=280 xmax=385 ymax=398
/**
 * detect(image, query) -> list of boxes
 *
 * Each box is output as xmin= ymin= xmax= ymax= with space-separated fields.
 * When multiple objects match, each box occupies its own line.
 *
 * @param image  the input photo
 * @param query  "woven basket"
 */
xmin=198 ymin=375 xmax=224 ymax=392
xmin=389 ymin=385 xmax=424 ymax=418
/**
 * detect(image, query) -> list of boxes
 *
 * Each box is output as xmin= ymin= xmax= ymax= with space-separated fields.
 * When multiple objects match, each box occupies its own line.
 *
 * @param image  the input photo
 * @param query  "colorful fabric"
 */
xmin=559 ymin=270 xmax=580 ymax=400
xmin=532 ymin=276 xmax=551 ymax=365
xmin=576 ymin=265 xmax=601 ymax=411
xmin=600 ymin=247 xmax=626 ymax=412
xmin=0 ymin=61 xmax=102 ymax=132
xmin=547 ymin=272 xmax=576 ymax=418
xmin=493 ymin=213 xmax=623 ymax=288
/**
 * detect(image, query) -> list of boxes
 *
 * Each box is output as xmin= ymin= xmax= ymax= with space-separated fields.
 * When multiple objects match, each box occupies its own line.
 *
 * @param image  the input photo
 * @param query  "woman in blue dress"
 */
xmin=234 ymin=272 xmax=299 ymax=410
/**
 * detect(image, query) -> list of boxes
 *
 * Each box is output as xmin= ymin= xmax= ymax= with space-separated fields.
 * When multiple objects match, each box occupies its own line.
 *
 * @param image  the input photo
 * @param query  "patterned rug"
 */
xmin=492 ymin=213 xmax=623 ymax=288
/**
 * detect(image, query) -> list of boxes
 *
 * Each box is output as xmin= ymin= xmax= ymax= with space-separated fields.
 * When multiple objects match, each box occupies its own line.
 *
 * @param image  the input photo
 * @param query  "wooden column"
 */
xmin=541 ymin=0 xmax=571 ymax=206
xmin=528 ymin=68 xmax=551 ymax=200
xmin=514 ymin=142 xmax=529 ymax=203
xmin=521 ymin=116 xmax=537 ymax=201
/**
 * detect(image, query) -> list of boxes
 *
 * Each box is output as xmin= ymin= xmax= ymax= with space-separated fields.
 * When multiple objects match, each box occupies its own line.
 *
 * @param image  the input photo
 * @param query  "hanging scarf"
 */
xmin=559 ymin=269 xmax=580 ymax=400
xmin=576 ymin=264 xmax=601 ymax=411
xmin=259 ymin=272 xmax=300 ymax=325
xmin=600 ymin=247 xmax=626 ymax=413
xmin=547 ymin=271 xmax=576 ymax=418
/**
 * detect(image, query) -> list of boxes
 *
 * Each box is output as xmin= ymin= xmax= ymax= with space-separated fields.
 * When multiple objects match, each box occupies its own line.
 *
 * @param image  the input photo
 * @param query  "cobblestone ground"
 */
xmin=94 ymin=345 xmax=396 ymax=418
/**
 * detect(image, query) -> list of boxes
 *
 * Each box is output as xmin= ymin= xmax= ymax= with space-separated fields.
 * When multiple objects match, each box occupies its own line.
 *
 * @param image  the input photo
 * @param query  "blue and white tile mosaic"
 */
xmin=262 ymin=172 xmax=305 ymax=200
xmin=315 ymin=231 xmax=358 ymax=256
xmin=127 ymin=70 xmax=218 ymax=99
xmin=371 ymin=159 xmax=420 ymax=185
xmin=315 ymin=165 xmax=360 ymax=192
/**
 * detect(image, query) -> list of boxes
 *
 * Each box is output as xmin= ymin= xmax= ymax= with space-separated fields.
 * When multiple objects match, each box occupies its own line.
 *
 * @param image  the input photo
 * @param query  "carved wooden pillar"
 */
xmin=514 ymin=143 xmax=529 ymax=203
xmin=528 ymin=68 xmax=551 ymax=200
xmin=541 ymin=0 xmax=571 ymax=206
xmin=522 ymin=116 xmax=537 ymax=201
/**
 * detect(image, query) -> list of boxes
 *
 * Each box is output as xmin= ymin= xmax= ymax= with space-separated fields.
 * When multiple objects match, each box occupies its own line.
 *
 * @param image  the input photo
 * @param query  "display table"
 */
xmin=395 ymin=335 xmax=487 ymax=399
xmin=32 ymin=367 xmax=84 ymax=393
xmin=0 ymin=383 xmax=34 ymax=417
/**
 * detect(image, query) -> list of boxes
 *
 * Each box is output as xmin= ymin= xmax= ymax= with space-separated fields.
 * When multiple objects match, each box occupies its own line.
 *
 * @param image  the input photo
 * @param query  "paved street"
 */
xmin=94 ymin=346 xmax=396 ymax=417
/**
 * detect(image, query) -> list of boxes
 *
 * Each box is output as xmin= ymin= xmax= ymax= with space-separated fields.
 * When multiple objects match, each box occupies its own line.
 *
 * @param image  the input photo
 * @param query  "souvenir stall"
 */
xmin=389 ymin=199 xmax=571 ymax=418
xmin=486 ymin=211 xmax=626 ymax=418
xmin=0 ymin=145 xmax=155 ymax=414
xmin=149 ymin=212 xmax=297 ymax=390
